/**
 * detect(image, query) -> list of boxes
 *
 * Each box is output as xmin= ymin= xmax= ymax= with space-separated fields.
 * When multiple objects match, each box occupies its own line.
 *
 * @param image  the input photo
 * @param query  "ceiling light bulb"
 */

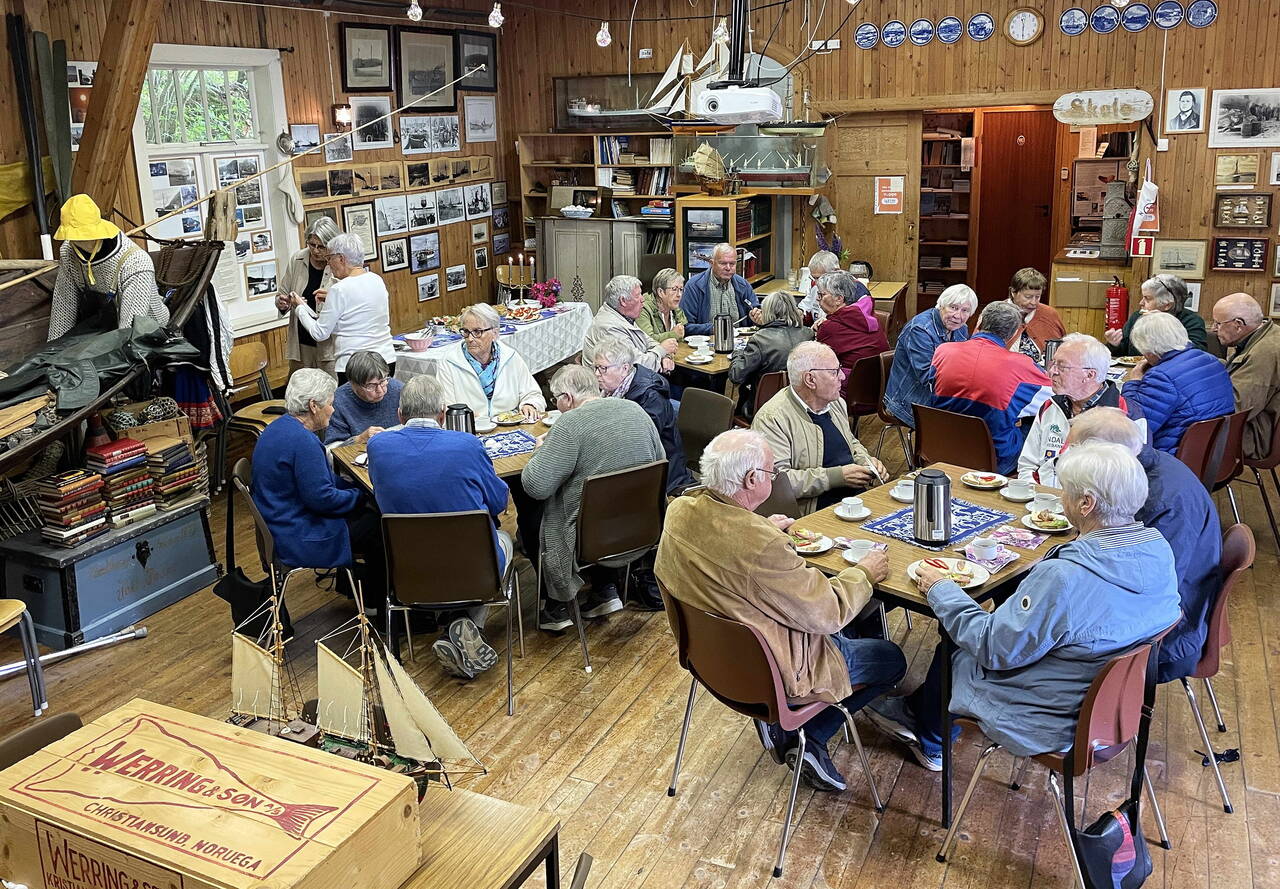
xmin=595 ymin=21 xmax=611 ymax=47
xmin=406 ymin=0 xmax=423 ymax=21
xmin=488 ymin=2 xmax=504 ymax=27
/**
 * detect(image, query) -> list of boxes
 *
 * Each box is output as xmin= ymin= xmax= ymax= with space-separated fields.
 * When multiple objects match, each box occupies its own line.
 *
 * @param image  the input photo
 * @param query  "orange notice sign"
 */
xmin=875 ymin=176 xmax=904 ymax=214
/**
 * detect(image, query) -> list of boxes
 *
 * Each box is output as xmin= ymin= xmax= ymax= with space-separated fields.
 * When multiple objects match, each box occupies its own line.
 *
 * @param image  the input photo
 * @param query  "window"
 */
xmin=140 ymin=67 xmax=256 ymax=146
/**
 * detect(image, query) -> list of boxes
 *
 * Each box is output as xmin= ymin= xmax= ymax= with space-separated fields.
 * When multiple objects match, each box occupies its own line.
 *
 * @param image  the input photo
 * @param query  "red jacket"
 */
xmin=816 ymin=302 xmax=889 ymax=400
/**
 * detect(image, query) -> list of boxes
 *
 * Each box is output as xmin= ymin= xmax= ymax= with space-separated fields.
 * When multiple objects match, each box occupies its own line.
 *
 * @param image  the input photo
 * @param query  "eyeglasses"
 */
xmin=552 ymin=392 xmax=570 ymax=402
xmin=808 ymin=366 xmax=847 ymax=381
xmin=460 ymin=326 xmax=495 ymax=338
xmin=307 ymin=240 xmax=329 ymax=253
xmin=1047 ymin=362 xmax=1088 ymax=373
xmin=1209 ymin=317 xmax=1245 ymax=331
xmin=591 ymin=363 xmax=623 ymax=375
xmin=353 ymin=377 xmax=389 ymax=391
xmin=745 ymin=466 xmax=781 ymax=483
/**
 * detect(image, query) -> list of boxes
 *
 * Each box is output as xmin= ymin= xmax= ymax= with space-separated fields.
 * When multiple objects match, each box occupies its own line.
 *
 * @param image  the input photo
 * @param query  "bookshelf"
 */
xmin=674 ymin=193 xmax=776 ymax=285
xmin=916 ymin=111 xmax=975 ymax=309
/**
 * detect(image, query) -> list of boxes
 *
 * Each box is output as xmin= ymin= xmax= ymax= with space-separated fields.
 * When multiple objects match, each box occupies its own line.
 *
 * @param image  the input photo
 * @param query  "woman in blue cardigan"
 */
xmin=1122 ymin=311 xmax=1235 ymax=454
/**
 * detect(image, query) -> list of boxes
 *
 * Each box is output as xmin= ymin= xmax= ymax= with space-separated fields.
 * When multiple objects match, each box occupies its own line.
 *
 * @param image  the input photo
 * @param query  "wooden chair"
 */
xmin=1175 ymin=415 xmax=1226 ymax=489
xmin=1208 ymin=409 xmax=1249 ymax=524
xmin=912 ymin=404 xmax=998 ymax=473
xmin=938 ymin=637 xmax=1174 ymax=888
xmin=677 ymin=389 xmax=734 ymax=476
xmin=0 ymin=600 xmax=47 ymax=717
xmin=661 ymin=586 xmax=883 ymax=879
xmin=884 ymin=286 xmax=909 ymax=347
xmin=734 ymin=370 xmax=788 ymax=428
xmin=753 ymin=471 xmax=801 ymax=520
xmin=212 ymin=343 xmax=285 ymax=492
xmin=874 ymin=351 xmax=913 ymax=469
xmin=0 ymin=712 xmax=81 ymax=769
xmin=382 ymin=512 xmax=522 ymax=715
xmin=844 ymin=354 xmax=882 ymax=430
xmin=1240 ymin=416 xmax=1280 ymax=549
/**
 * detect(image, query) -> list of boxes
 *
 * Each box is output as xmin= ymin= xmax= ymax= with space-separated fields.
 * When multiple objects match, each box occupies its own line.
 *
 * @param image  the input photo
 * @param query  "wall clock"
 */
xmin=1004 ymin=7 xmax=1044 ymax=45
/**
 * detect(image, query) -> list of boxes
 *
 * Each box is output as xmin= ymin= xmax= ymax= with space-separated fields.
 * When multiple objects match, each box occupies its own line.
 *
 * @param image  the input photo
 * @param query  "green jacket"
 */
xmin=636 ymin=292 xmax=688 ymax=343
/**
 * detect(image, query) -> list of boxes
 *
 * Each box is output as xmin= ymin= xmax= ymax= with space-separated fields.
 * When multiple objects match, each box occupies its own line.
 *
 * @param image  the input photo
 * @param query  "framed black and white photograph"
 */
xmin=452 ymin=158 xmax=472 ymax=183
xmin=397 ymin=28 xmax=456 ymax=113
xmin=1208 ymin=88 xmax=1280 ymax=148
xmin=380 ymin=162 xmax=402 ymax=190
xmin=417 ymin=273 xmax=440 ymax=302
xmin=429 ymin=115 xmax=461 ymax=152
xmin=469 ymin=155 xmax=494 ymax=181
xmin=304 ymin=206 xmax=338 ymax=231
xmin=493 ymin=233 xmax=510 ymax=256
xmin=473 ymin=245 xmax=490 ymax=270
xmin=1151 ymin=239 xmax=1207 ymax=278
xmin=340 ymin=24 xmax=392 ymax=92
xmin=464 ymin=182 xmax=492 ymax=220
xmin=455 ymin=30 xmax=497 ymax=92
xmin=1165 ymin=88 xmax=1205 ymax=134
xmin=244 ymin=260 xmax=278 ymax=301
xmin=492 ymin=207 xmax=509 ymax=232
xmin=380 ymin=237 xmax=408 ymax=272
xmin=349 ymin=96 xmax=394 ymax=151
xmin=446 ymin=263 xmax=468 ymax=291
xmin=429 ymin=158 xmax=454 ymax=185
xmin=1211 ymin=236 xmax=1269 ymax=271
xmin=1271 ymin=283 xmax=1280 ymax=319
xmin=437 ymin=187 xmax=466 ymax=225
xmin=464 ymin=96 xmax=497 ymax=143
xmin=471 ymin=221 xmax=489 ymax=244
xmin=491 ymin=181 xmax=507 ymax=206
xmin=1274 ymin=243 xmax=1280 ymax=277
xmin=1184 ymin=282 xmax=1202 ymax=313
xmin=407 ymin=191 xmax=437 ymax=230
xmin=327 ymin=168 xmax=354 ymax=198
xmin=323 ymin=132 xmax=354 ymax=163
xmin=342 ymin=202 xmax=378 ymax=261
xmin=400 ymin=117 xmax=433 ymax=155
xmin=375 ymin=193 xmax=409 ymax=236
xmin=410 ymin=231 xmax=441 ymax=273
xmin=406 ymin=161 xmax=431 ymax=189
xmin=251 ymin=231 xmax=273 ymax=255
xmin=290 ymin=123 xmax=321 ymax=153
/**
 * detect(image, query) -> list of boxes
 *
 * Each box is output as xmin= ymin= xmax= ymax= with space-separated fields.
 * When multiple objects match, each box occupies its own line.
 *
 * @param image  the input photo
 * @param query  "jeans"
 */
xmin=803 ymin=634 xmax=906 ymax=746
xmin=905 ymin=643 xmax=953 ymax=756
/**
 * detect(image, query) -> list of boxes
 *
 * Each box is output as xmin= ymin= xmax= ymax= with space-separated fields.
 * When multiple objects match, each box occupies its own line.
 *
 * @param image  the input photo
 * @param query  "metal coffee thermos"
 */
xmin=713 ymin=313 xmax=734 ymax=353
xmin=444 ymin=403 xmax=475 ymax=434
xmin=913 ymin=469 xmax=952 ymax=545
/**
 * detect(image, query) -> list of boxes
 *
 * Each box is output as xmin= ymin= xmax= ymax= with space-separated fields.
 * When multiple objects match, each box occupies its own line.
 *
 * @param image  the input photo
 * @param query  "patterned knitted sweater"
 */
xmin=48 ymin=235 xmax=169 ymax=339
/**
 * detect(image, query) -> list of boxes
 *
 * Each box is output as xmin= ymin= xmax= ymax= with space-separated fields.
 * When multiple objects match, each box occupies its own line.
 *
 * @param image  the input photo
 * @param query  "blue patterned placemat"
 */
xmin=862 ymin=498 xmax=1016 ymax=551
xmin=480 ymin=429 xmax=537 ymax=460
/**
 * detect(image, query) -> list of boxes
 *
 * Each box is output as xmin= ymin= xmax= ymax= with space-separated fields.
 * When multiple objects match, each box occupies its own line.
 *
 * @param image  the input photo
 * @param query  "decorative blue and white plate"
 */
xmin=1121 ymin=3 xmax=1152 ymax=31
xmin=882 ymin=20 xmax=907 ymax=47
xmin=1091 ymin=5 xmax=1120 ymax=33
xmin=1154 ymin=0 xmax=1184 ymax=28
xmin=854 ymin=22 xmax=880 ymax=49
xmin=909 ymin=18 xmax=934 ymax=45
xmin=1187 ymin=0 xmax=1216 ymax=27
xmin=480 ymin=430 xmax=537 ymax=460
xmin=1060 ymin=7 xmax=1088 ymax=35
xmin=967 ymin=13 xmax=995 ymax=41
xmin=937 ymin=16 xmax=963 ymax=43
xmin=860 ymin=499 xmax=1016 ymax=551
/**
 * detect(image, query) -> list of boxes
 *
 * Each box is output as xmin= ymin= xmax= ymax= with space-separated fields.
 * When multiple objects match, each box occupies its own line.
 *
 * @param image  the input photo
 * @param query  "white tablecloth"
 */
xmin=394 ymin=302 xmax=593 ymax=381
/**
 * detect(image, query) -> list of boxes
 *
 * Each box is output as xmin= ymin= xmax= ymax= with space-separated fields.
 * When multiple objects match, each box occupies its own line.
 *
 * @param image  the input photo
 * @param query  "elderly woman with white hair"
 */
xmin=867 ymin=442 xmax=1182 ymax=771
xmin=882 ymin=284 xmax=978 ymax=427
xmin=729 ymin=290 xmax=814 ymax=420
xmin=1121 ymin=311 xmax=1234 ymax=453
xmin=433 ymin=302 xmax=545 ymax=421
xmin=277 ymin=216 xmax=341 ymax=375
xmin=293 ymin=232 xmax=395 ymax=383
xmin=583 ymin=275 xmax=676 ymax=374
xmin=814 ymin=271 xmax=889 ymax=400
xmin=1105 ymin=273 xmax=1208 ymax=356
xmin=798 ymin=249 xmax=841 ymax=323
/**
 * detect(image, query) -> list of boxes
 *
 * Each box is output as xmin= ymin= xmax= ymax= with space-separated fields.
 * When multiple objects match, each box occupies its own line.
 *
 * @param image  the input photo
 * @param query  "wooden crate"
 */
xmin=0 ymin=699 xmax=420 ymax=889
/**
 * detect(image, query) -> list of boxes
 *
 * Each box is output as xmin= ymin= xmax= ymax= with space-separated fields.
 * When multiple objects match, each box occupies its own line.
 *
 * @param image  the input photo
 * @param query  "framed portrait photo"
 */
xmin=340 ymin=24 xmax=392 ymax=92
xmin=1165 ymin=87 xmax=1205 ymax=134
xmin=397 ymin=28 xmax=456 ymax=113
xmin=1151 ymin=239 xmax=1207 ymax=279
xmin=455 ymin=30 xmax=498 ymax=92
xmin=474 ymin=245 xmax=490 ymax=270
xmin=1208 ymin=88 xmax=1280 ymax=148
xmin=380 ymin=237 xmax=409 ymax=272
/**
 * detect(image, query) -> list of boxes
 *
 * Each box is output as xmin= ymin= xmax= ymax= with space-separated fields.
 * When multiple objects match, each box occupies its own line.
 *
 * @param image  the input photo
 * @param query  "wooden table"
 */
xmin=673 ymin=341 xmax=732 ymax=376
xmin=794 ymin=462 xmax=1075 ymax=826
xmin=755 ymin=278 xmax=909 ymax=307
xmin=407 ymin=786 xmax=561 ymax=889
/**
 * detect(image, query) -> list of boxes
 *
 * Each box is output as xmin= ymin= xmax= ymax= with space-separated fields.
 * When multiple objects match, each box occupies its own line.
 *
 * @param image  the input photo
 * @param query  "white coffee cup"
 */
xmin=971 ymin=536 xmax=999 ymax=560
xmin=841 ymin=496 xmax=864 ymax=512
xmin=894 ymin=479 xmax=914 ymax=497
xmin=1006 ymin=479 xmax=1033 ymax=498
xmin=1033 ymin=493 xmax=1062 ymax=513
xmin=845 ymin=539 xmax=874 ymax=561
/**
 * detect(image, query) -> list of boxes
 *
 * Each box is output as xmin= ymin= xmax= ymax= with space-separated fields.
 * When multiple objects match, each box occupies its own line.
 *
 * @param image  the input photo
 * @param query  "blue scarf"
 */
xmin=464 ymin=343 xmax=501 ymax=402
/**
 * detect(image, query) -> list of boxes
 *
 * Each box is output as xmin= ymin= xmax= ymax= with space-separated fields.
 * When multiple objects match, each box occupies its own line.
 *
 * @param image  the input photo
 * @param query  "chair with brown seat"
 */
xmin=0 ymin=712 xmax=81 ymax=769
xmin=678 ymin=389 xmax=734 ymax=476
xmin=874 ymin=351 xmax=913 ymax=468
xmin=1208 ymin=409 xmax=1249 ymax=523
xmin=213 ymin=342 xmax=286 ymax=491
xmin=0 ymin=600 xmax=47 ymax=717
xmin=383 ymin=511 xmax=522 ymax=715
xmin=661 ymin=586 xmax=883 ymax=879
xmin=1240 ymin=415 xmax=1280 ymax=548
xmin=938 ymin=636 xmax=1173 ymax=888
xmin=1175 ymin=415 xmax=1225 ymax=489
xmin=734 ymin=369 xmax=789 ymax=429
xmin=912 ymin=404 xmax=998 ymax=473
xmin=844 ymin=354 xmax=882 ymax=432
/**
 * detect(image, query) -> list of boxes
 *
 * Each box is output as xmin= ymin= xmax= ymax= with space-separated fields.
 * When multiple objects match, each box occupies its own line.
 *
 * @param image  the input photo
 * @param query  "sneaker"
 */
xmin=539 ymin=602 xmax=573 ymax=632
xmin=446 ymin=618 xmax=498 ymax=676
xmin=580 ymin=585 xmax=624 ymax=619
xmin=787 ymin=742 xmax=848 ymax=792
xmin=911 ymin=740 xmax=944 ymax=772
xmin=628 ymin=582 xmax=664 ymax=612
xmin=431 ymin=638 xmax=475 ymax=680
xmin=754 ymin=719 xmax=798 ymax=765
xmin=865 ymin=696 xmax=921 ymax=747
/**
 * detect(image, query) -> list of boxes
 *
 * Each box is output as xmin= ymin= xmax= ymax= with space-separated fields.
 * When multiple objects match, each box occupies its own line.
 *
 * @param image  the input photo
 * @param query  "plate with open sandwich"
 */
xmin=789 ymin=528 xmax=833 ymax=554
xmin=907 ymin=557 xmax=990 ymax=590
xmin=1022 ymin=510 xmax=1073 ymax=533
xmin=960 ymin=471 xmax=1008 ymax=490
xmin=507 ymin=306 xmax=543 ymax=323
xmin=492 ymin=410 xmax=528 ymax=426
xmin=427 ymin=314 xmax=460 ymax=333
xmin=1113 ymin=355 xmax=1143 ymax=367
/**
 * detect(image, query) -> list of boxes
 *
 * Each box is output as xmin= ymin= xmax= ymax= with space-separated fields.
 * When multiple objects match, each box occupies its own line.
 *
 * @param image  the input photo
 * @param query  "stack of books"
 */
xmin=639 ymin=199 xmax=673 ymax=218
xmin=85 ymin=438 xmax=157 ymax=527
xmin=85 ymin=437 xmax=148 ymax=476
xmin=37 ymin=470 xmax=107 ymax=548
xmin=145 ymin=436 xmax=205 ymax=509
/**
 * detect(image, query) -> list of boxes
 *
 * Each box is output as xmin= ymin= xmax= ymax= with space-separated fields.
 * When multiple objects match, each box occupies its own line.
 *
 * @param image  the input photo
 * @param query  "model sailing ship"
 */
xmin=229 ymin=590 xmax=481 ymax=798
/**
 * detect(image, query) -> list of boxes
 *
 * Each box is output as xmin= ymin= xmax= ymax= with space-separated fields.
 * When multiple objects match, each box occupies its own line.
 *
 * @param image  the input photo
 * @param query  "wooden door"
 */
xmin=973 ymin=109 xmax=1057 ymax=303
xmin=831 ymin=113 xmax=922 ymax=313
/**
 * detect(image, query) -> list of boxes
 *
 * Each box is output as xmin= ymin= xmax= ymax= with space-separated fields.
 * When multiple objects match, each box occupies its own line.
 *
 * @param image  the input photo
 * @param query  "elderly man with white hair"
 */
xmin=680 ymin=242 xmax=762 ymax=336
xmin=883 ymin=284 xmax=977 ymax=427
xmin=798 ymin=249 xmax=841 ymax=323
xmin=433 ymin=302 xmax=545 ymax=421
xmin=752 ymin=341 xmax=886 ymax=515
xmin=582 ymin=275 xmax=676 ymax=374
xmin=655 ymin=428 xmax=902 ymax=792
xmin=1066 ymin=407 xmax=1220 ymax=683
xmin=867 ymin=442 xmax=1182 ymax=770
xmin=1017 ymin=332 xmax=1135 ymax=486
xmin=1214 ymin=291 xmax=1280 ymax=460
xmin=1105 ymin=274 xmax=1208 ymax=356
xmin=1122 ymin=311 xmax=1234 ymax=453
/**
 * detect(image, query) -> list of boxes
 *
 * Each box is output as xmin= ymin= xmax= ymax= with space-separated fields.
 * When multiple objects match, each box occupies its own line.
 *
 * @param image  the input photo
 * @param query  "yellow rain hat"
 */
xmin=53 ymin=193 xmax=120 ymax=241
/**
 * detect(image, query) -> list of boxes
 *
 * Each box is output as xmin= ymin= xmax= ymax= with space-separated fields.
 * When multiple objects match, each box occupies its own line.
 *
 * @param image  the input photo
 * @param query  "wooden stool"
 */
xmin=0 ymin=601 xmax=47 ymax=717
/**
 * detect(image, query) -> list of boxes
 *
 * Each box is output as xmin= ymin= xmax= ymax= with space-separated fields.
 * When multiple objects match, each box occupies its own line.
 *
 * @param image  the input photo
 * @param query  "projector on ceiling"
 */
xmin=695 ymin=85 xmax=783 ymax=125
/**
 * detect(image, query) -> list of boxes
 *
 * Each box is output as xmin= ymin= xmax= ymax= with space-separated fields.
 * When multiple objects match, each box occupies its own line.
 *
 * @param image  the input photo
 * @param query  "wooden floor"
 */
xmin=1 ymin=424 xmax=1278 ymax=889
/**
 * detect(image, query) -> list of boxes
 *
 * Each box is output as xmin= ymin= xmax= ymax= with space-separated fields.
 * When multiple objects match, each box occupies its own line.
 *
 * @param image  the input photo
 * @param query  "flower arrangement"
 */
xmin=813 ymin=221 xmax=850 ymax=265
xmin=530 ymin=277 xmax=561 ymax=308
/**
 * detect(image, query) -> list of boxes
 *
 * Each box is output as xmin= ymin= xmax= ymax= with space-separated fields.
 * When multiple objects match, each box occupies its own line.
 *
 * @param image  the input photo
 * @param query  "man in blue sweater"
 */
xmin=325 ymin=351 xmax=404 ymax=446
xmin=367 ymin=374 xmax=511 ymax=680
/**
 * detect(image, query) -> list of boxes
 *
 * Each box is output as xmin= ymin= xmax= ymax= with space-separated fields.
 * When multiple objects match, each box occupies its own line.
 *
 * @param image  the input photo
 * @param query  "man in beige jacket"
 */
xmin=1214 ymin=292 xmax=1280 ymax=460
xmin=655 ymin=429 xmax=904 ymax=792
xmin=751 ymin=341 xmax=887 ymax=515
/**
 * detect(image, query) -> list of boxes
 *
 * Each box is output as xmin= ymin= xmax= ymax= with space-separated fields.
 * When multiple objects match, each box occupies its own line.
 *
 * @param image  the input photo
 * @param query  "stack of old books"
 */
xmin=37 ymin=469 xmax=107 ymax=548
xmin=145 ymin=436 xmax=205 ymax=509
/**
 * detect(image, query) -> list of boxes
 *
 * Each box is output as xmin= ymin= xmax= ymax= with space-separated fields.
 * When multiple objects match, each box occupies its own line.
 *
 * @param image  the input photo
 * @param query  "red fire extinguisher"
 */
xmin=1105 ymin=277 xmax=1128 ymax=331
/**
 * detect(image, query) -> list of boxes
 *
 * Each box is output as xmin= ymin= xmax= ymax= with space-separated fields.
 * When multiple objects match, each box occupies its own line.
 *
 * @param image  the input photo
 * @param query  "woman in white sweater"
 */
xmin=293 ymin=233 xmax=395 ymax=382
xmin=434 ymin=303 xmax=545 ymax=420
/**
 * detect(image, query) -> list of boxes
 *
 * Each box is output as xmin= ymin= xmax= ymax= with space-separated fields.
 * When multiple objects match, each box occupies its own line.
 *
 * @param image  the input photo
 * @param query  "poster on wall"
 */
xmin=1208 ymin=88 xmax=1280 ymax=148
xmin=67 ymin=61 xmax=97 ymax=151
xmin=147 ymin=157 xmax=203 ymax=239
xmin=874 ymin=176 xmax=904 ymax=214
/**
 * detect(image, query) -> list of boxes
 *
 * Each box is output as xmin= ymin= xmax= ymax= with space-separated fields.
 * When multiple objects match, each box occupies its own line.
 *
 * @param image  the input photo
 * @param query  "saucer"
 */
xmin=890 ymin=489 xmax=914 ymax=503
xmin=685 ymin=355 xmax=715 ymax=365
xmin=1000 ymin=487 xmax=1035 ymax=503
xmin=835 ymin=505 xmax=871 ymax=521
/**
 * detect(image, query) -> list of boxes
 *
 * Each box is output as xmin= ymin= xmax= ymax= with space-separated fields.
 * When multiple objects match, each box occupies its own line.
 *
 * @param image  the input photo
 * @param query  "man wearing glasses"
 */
xmin=277 ymin=218 xmax=340 ymax=375
xmin=1017 ymin=333 xmax=1134 ymax=487
xmin=1214 ymin=291 xmax=1280 ymax=460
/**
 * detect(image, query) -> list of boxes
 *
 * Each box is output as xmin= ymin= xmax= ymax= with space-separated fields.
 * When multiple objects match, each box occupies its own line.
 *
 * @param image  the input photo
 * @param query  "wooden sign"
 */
xmin=1053 ymin=89 xmax=1154 ymax=126
xmin=0 ymin=699 xmax=420 ymax=889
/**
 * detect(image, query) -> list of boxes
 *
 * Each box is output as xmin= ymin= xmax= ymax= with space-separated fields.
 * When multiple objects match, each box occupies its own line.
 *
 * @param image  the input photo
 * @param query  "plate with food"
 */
xmin=1023 ymin=510 xmax=1073 ymax=533
xmin=492 ymin=410 xmax=528 ymax=426
xmin=961 ymin=471 xmax=1008 ymax=490
xmin=789 ymin=528 xmax=833 ymax=554
xmin=735 ymin=326 xmax=758 ymax=336
xmin=507 ymin=306 xmax=544 ymax=324
xmin=907 ymin=557 xmax=990 ymax=590
xmin=1113 ymin=355 xmax=1143 ymax=367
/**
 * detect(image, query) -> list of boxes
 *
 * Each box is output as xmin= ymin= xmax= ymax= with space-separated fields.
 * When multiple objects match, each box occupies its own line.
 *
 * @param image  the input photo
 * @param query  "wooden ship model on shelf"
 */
xmin=229 ymin=590 xmax=481 ymax=799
